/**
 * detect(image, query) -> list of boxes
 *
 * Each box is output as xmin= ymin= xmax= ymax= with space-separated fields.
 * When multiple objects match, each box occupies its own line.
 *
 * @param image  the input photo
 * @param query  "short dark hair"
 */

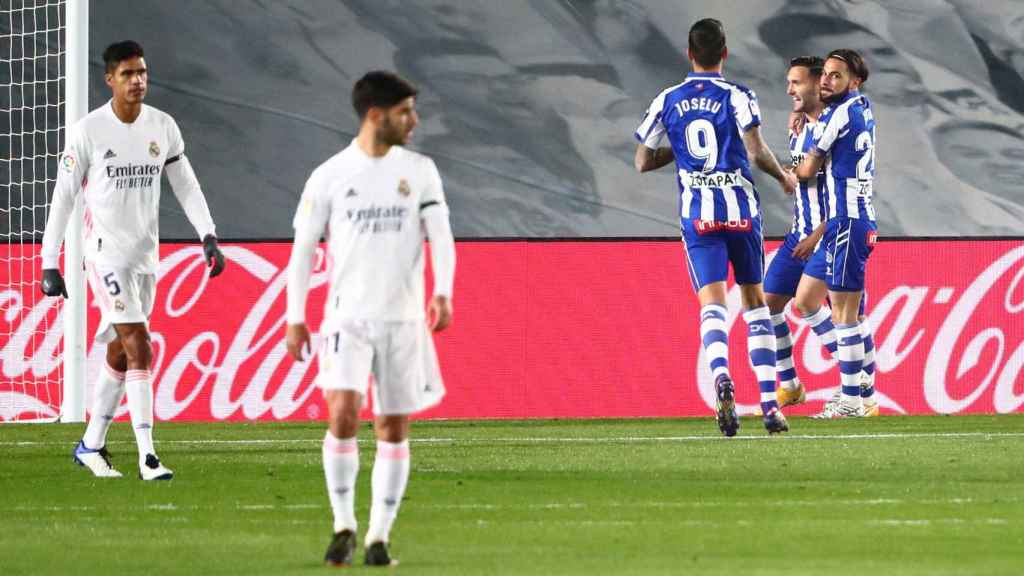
xmin=102 ymin=40 xmax=144 ymax=73
xmin=352 ymin=71 xmax=419 ymax=119
xmin=826 ymin=48 xmax=869 ymax=84
xmin=688 ymin=18 xmax=726 ymax=68
xmin=789 ymin=55 xmax=825 ymax=77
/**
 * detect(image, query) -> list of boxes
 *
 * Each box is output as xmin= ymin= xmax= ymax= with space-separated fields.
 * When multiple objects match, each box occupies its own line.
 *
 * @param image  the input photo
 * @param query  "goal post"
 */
xmin=61 ymin=0 xmax=87 ymax=423
xmin=0 ymin=0 xmax=87 ymax=423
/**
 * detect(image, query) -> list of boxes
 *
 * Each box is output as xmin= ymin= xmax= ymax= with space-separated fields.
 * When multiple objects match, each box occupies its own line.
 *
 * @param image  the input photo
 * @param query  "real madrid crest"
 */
xmin=114 ymin=300 xmax=126 ymax=312
xmin=148 ymin=141 xmax=160 ymax=158
xmin=398 ymin=178 xmax=411 ymax=197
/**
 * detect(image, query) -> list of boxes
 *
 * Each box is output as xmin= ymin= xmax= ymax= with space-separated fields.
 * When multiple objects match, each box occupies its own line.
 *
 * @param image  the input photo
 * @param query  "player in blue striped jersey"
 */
xmin=635 ymin=19 xmax=798 ymax=436
xmin=793 ymin=49 xmax=878 ymax=418
xmin=765 ymin=57 xmax=879 ymax=418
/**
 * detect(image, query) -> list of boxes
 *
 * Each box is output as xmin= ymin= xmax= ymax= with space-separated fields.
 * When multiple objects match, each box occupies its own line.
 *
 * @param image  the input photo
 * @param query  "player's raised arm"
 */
xmin=285 ymin=171 xmax=330 ymax=361
xmin=164 ymin=119 xmax=224 ymax=276
xmin=420 ymin=160 xmax=455 ymax=332
xmin=39 ymin=124 xmax=89 ymax=298
xmin=742 ymin=125 xmax=797 ymax=196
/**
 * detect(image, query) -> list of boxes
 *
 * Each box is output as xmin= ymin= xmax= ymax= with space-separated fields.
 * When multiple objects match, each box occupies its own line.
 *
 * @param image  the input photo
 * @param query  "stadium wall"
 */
xmin=2 ymin=239 xmax=1023 ymax=422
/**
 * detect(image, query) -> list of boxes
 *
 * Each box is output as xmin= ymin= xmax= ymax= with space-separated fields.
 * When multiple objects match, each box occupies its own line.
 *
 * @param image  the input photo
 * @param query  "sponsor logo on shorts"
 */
xmin=867 ymin=231 xmax=879 ymax=246
xmin=693 ymin=219 xmax=752 ymax=235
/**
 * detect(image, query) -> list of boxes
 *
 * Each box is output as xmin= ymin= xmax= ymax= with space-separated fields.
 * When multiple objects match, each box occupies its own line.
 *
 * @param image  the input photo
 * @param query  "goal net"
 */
xmin=0 ymin=0 xmax=66 ymax=422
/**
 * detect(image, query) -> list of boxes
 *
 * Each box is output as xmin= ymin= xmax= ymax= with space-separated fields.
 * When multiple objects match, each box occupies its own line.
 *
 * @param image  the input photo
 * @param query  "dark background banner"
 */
xmin=4 ymin=1 xmax=1024 ymax=239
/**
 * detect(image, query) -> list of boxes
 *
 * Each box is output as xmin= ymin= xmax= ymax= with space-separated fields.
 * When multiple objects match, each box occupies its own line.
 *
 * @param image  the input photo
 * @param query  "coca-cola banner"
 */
xmin=2 ymin=240 xmax=1023 ymax=422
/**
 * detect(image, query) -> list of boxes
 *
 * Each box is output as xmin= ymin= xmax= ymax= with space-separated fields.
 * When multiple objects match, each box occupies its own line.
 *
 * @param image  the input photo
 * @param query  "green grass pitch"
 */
xmin=2 ymin=415 xmax=1022 ymax=575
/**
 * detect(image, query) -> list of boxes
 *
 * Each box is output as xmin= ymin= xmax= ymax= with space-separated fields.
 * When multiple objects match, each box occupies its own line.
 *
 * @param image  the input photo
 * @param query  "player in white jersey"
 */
xmin=286 ymin=71 xmax=456 ymax=567
xmin=40 ymin=41 xmax=225 ymax=480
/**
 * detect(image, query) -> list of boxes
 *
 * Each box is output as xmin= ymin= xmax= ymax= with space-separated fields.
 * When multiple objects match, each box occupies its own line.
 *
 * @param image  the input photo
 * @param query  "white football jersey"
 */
xmin=41 ymin=101 xmax=215 ymax=273
xmin=292 ymin=141 xmax=449 ymax=322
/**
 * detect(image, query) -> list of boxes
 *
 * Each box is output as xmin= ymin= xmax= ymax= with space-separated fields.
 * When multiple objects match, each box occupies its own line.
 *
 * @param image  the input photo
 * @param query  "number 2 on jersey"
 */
xmin=855 ymin=129 xmax=874 ymax=179
xmin=685 ymin=119 xmax=718 ymax=173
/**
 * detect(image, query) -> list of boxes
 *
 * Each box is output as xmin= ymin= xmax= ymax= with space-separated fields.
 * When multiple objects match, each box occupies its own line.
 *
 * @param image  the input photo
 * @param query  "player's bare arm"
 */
xmin=792 ymin=222 xmax=826 ymax=260
xmin=795 ymin=148 xmax=826 ymax=180
xmin=742 ymin=125 xmax=797 ymax=195
xmin=634 ymin=144 xmax=675 ymax=173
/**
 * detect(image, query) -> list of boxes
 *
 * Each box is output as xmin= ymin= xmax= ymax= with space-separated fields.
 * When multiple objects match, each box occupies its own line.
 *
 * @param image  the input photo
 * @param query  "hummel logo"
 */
xmin=345 ymin=188 xmax=358 ymax=198
xmin=103 ymin=149 xmax=116 ymax=160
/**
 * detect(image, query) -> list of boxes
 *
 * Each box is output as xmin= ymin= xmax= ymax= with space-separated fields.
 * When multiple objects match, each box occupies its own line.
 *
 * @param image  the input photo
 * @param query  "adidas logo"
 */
xmin=345 ymin=188 xmax=358 ymax=198
xmin=103 ymin=149 xmax=116 ymax=160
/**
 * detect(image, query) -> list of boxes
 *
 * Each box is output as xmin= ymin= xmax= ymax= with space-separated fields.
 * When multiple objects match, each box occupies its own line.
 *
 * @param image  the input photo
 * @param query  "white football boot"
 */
xmin=72 ymin=441 xmax=123 ymax=478
xmin=139 ymin=453 xmax=174 ymax=481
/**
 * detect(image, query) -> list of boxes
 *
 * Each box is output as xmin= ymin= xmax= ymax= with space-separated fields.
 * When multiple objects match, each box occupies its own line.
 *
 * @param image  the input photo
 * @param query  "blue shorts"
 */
xmin=763 ymin=233 xmax=809 ymax=297
xmin=680 ymin=217 xmax=764 ymax=291
xmin=805 ymin=218 xmax=877 ymax=292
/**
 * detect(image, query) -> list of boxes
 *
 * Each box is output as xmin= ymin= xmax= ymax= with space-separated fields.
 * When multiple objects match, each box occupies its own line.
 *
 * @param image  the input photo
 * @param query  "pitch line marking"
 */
xmin=2 ymin=431 xmax=1024 ymax=448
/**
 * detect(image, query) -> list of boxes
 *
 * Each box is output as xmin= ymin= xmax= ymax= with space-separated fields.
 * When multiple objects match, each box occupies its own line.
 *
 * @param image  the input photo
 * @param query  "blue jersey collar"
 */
xmin=687 ymin=72 xmax=723 ymax=79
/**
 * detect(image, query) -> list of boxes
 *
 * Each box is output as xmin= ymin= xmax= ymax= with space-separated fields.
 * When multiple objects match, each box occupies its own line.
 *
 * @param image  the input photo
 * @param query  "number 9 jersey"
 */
xmin=635 ymin=72 xmax=762 ymax=224
xmin=634 ymin=72 xmax=766 ymax=291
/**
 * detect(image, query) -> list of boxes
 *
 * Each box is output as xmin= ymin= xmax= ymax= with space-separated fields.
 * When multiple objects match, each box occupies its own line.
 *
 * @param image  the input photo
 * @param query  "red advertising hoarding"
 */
xmin=2 ymin=239 xmax=1023 ymax=421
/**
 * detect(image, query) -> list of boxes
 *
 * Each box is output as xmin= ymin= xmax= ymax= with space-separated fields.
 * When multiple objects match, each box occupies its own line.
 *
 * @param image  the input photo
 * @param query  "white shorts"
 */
xmin=316 ymin=319 xmax=446 ymax=416
xmin=85 ymin=262 xmax=155 ymax=344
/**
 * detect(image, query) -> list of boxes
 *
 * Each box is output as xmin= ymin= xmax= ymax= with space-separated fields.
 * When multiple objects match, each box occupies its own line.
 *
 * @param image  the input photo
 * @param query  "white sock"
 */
xmin=365 ymin=440 xmax=410 ymax=546
xmin=125 ymin=369 xmax=155 ymax=461
xmin=323 ymin=432 xmax=359 ymax=534
xmin=82 ymin=363 xmax=126 ymax=450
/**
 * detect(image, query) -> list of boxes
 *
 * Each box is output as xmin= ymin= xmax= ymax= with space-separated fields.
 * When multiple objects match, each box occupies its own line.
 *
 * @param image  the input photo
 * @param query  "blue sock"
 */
xmin=700 ymin=304 xmax=730 ymax=381
xmin=771 ymin=312 xmax=799 ymax=390
xmin=835 ymin=323 xmax=864 ymax=400
xmin=744 ymin=306 xmax=778 ymax=414
xmin=803 ymin=307 xmax=838 ymax=358
xmin=860 ymin=323 xmax=876 ymax=398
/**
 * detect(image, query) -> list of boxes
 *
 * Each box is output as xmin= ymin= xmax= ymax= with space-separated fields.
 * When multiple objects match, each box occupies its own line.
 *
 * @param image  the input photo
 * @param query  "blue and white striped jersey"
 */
xmin=789 ymin=120 xmax=827 ymax=240
xmin=635 ymin=72 xmax=762 ymax=223
xmin=812 ymin=91 xmax=876 ymax=221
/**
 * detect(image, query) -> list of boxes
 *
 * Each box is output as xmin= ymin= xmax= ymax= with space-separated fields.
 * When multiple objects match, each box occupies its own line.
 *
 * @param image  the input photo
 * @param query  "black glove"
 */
xmin=203 ymin=234 xmax=225 ymax=278
xmin=41 ymin=268 xmax=68 ymax=298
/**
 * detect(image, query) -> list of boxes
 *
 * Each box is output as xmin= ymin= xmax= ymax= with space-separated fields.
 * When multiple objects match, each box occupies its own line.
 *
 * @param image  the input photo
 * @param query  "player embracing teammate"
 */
xmin=767 ymin=54 xmax=881 ymax=418
xmin=791 ymin=49 xmax=879 ymax=418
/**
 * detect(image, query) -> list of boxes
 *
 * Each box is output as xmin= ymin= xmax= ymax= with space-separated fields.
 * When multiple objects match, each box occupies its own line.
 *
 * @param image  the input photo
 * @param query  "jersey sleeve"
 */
xmin=40 ymin=122 xmax=90 ymax=269
xmin=813 ymin=105 xmax=850 ymax=155
xmin=291 ymin=170 xmax=331 ymax=234
xmin=286 ymin=170 xmax=331 ymax=324
xmin=730 ymin=87 xmax=761 ymax=133
xmin=167 ymin=115 xmax=185 ymax=159
xmin=419 ymin=158 xmax=448 ymax=214
xmin=420 ymin=158 xmax=455 ymax=298
xmin=634 ymin=92 xmax=668 ymax=149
